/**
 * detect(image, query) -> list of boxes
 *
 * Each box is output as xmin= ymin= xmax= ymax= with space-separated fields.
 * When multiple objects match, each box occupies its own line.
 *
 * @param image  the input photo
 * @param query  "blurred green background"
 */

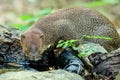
xmin=0 ymin=0 xmax=120 ymax=32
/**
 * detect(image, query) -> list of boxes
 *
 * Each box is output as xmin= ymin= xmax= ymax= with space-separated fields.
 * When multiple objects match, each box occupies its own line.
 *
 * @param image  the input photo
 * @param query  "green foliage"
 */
xmin=74 ymin=0 xmax=119 ymax=17
xmin=20 ymin=15 xmax=31 ymax=20
xmin=56 ymin=39 xmax=79 ymax=50
xmin=12 ymin=8 xmax=52 ymax=31
xmin=56 ymin=39 xmax=91 ymax=57
xmin=103 ymin=0 xmax=119 ymax=4
xmin=56 ymin=35 xmax=112 ymax=57
xmin=84 ymin=35 xmax=112 ymax=40
xmin=83 ymin=1 xmax=107 ymax=8
xmin=83 ymin=0 xmax=119 ymax=8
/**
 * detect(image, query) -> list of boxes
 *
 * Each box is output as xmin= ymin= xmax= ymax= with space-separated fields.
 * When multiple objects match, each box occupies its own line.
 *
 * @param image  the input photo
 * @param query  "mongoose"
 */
xmin=20 ymin=7 xmax=120 ymax=61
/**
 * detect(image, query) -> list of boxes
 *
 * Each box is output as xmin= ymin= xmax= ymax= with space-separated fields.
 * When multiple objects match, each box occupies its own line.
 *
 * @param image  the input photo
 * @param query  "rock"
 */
xmin=0 ymin=70 xmax=84 ymax=80
xmin=78 ymin=42 xmax=108 ymax=57
xmin=0 ymin=25 xmax=120 ymax=80
xmin=77 ymin=42 xmax=120 ymax=79
xmin=0 ymin=25 xmax=56 ymax=71
xmin=115 ymin=72 xmax=120 ymax=80
xmin=110 ymin=47 xmax=120 ymax=54
xmin=0 ymin=25 xmax=28 ymax=69
xmin=77 ymin=42 xmax=108 ymax=70
xmin=89 ymin=51 xmax=120 ymax=79
xmin=57 ymin=49 xmax=84 ymax=74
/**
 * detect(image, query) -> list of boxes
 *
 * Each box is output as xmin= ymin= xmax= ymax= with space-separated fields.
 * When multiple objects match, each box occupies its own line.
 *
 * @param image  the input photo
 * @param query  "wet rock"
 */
xmin=77 ymin=42 xmax=120 ymax=79
xmin=0 ymin=25 xmax=54 ymax=71
xmin=115 ymin=72 xmax=120 ymax=80
xmin=77 ymin=42 xmax=108 ymax=71
xmin=78 ymin=42 xmax=108 ymax=56
xmin=0 ymin=25 xmax=29 ymax=69
xmin=0 ymin=69 xmax=84 ymax=80
xmin=57 ymin=49 xmax=84 ymax=75
xmin=89 ymin=51 xmax=120 ymax=79
xmin=0 ymin=25 xmax=120 ymax=80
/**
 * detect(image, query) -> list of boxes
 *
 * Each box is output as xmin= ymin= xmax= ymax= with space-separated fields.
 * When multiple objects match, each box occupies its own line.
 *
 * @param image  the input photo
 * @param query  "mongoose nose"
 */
xmin=32 ymin=56 xmax=35 ymax=58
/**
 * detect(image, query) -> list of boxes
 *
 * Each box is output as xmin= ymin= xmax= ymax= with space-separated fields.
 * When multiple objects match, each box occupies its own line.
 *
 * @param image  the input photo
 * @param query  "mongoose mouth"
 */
xmin=28 ymin=54 xmax=43 ymax=61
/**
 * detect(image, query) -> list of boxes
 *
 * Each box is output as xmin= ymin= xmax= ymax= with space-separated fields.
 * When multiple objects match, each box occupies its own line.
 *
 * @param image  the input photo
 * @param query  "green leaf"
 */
xmin=19 ymin=24 xmax=31 ymax=31
xmin=56 ymin=39 xmax=79 ymax=49
xmin=63 ymin=43 xmax=69 ymax=48
xmin=78 ymin=53 xmax=87 ymax=57
xmin=12 ymin=8 xmax=52 ymax=32
xmin=103 ymin=0 xmax=119 ymax=4
xmin=56 ymin=43 xmax=64 ymax=48
xmin=84 ymin=35 xmax=112 ymax=40
xmin=82 ymin=0 xmax=118 ymax=8
xmin=38 ymin=8 xmax=52 ymax=17
xmin=12 ymin=23 xmax=31 ymax=31
xmin=25 ymin=17 xmax=39 ymax=23
xmin=58 ymin=40 xmax=65 ymax=44
xmin=69 ymin=39 xmax=78 ymax=43
xmin=20 ymin=15 xmax=31 ymax=20
xmin=84 ymin=1 xmax=107 ymax=8
xmin=12 ymin=24 xmax=23 ymax=28
xmin=72 ymin=46 xmax=79 ymax=50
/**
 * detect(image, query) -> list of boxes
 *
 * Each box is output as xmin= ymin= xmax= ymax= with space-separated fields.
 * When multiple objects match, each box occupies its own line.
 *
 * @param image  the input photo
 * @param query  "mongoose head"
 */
xmin=20 ymin=29 xmax=45 ymax=61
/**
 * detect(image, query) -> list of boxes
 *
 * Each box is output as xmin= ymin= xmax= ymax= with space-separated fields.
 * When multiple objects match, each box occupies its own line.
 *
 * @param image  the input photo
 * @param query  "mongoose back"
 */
xmin=20 ymin=7 xmax=120 ymax=61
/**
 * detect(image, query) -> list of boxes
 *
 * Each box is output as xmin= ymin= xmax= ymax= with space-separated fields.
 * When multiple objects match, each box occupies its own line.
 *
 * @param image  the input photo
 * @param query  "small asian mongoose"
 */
xmin=20 ymin=7 xmax=120 ymax=61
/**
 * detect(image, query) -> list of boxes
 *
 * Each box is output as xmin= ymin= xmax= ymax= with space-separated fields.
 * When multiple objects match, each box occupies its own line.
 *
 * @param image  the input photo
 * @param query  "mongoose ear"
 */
xmin=21 ymin=35 xmax=26 ymax=40
xmin=40 ymin=34 xmax=44 ymax=38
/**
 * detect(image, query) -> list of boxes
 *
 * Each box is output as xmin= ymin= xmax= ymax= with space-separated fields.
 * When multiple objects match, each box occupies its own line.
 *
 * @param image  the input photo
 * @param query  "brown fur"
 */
xmin=20 ymin=7 xmax=120 ymax=61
